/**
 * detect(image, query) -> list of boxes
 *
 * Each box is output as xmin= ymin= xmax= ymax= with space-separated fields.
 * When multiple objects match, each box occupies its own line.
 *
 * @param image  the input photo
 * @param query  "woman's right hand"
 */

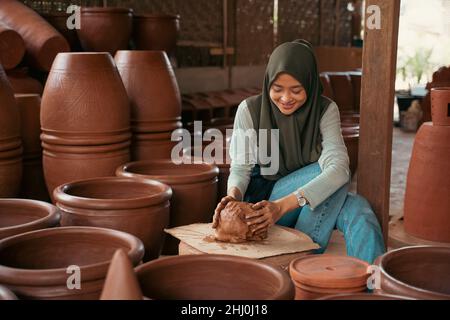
xmin=212 ymin=195 xmax=236 ymax=228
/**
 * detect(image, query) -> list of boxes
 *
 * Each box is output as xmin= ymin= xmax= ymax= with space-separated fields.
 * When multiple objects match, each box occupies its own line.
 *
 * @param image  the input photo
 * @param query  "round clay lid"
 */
xmin=289 ymin=255 xmax=369 ymax=289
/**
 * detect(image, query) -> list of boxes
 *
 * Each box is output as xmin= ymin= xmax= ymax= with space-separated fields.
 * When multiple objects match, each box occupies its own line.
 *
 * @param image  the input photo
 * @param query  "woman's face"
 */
xmin=269 ymin=73 xmax=307 ymax=115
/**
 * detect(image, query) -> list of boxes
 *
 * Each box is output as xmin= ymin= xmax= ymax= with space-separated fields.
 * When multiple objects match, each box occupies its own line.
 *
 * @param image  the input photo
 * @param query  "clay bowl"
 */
xmin=431 ymin=87 xmax=450 ymax=126
xmin=135 ymin=254 xmax=295 ymax=300
xmin=54 ymin=177 xmax=172 ymax=261
xmin=319 ymin=293 xmax=414 ymax=300
xmin=0 ymin=199 xmax=60 ymax=240
xmin=379 ymin=246 xmax=450 ymax=300
xmin=133 ymin=14 xmax=180 ymax=53
xmin=0 ymin=284 xmax=18 ymax=300
xmin=0 ymin=226 xmax=144 ymax=300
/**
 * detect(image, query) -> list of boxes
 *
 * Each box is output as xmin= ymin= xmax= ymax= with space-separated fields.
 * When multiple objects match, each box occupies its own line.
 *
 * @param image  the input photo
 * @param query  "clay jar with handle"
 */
xmin=133 ymin=14 xmax=180 ymax=54
xmin=377 ymin=246 xmax=450 ymax=300
xmin=41 ymin=52 xmax=131 ymax=200
xmin=0 ymin=64 xmax=22 ymax=198
xmin=430 ymin=87 xmax=450 ymax=126
xmin=135 ymin=254 xmax=295 ymax=300
xmin=0 ymin=199 xmax=60 ymax=240
xmin=77 ymin=7 xmax=133 ymax=54
xmin=0 ymin=0 xmax=70 ymax=71
xmin=0 ymin=226 xmax=144 ymax=300
xmin=15 ymin=94 xmax=49 ymax=201
xmin=116 ymin=160 xmax=219 ymax=255
xmin=0 ymin=22 xmax=25 ymax=70
xmin=54 ymin=177 xmax=172 ymax=262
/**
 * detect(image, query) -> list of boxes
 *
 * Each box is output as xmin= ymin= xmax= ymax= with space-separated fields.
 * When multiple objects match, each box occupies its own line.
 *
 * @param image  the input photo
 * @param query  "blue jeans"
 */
xmin=266 ymin=162 xmax=385 ymax=264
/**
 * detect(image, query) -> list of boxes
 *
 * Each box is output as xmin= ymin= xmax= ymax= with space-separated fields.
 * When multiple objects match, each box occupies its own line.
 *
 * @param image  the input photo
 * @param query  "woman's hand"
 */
xmin=212 ymin=195 xmax=236 ymax=228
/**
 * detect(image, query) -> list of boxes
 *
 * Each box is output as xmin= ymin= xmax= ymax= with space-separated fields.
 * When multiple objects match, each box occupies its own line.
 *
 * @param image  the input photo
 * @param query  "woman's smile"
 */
xmin=269 ymin=73 xmax=307 ymax=115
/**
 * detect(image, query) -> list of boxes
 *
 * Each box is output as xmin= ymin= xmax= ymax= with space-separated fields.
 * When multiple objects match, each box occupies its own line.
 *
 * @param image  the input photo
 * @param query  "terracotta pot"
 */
xmin=431 ymin=87 xmax=450 ymax=126
xmin=0 ymin=226 xmax=144 ymax=300
xmin=378 ymin=246 xmax=450 ymax=300
xmin=135 ymin=254 xmax=295 ymax=300
xmin=0 ymin=284 xmax=17 ymax=300
xmin=342 ymin=128 xmax=359 ymax=175
xmin=54 ymin=177 xmax=172 ymax=262
xmin=132 ymin=131 xmax=180 ymax=160
xmin=0 ymin=21 xmax=25 ymax=70
xmin=6 ymin=69 xmax=43 ymax=94
xmin=42 ymin=12 xmax=81 ymax=52
xmin=115 ymin=50 xmax=182 ymax=133
xmin=116 ymin=160 xmax=219 ymax=255
xmin=0 ymin=0 xmax=70 ymax=71
xmin=0 ymin=199 xmax=60 ymax=240
xmin=404 ymin=123 xmax=450 ymax=242
xmin=133 ymin=14 xmax=180 ymax=54
xmin=319 ymin=293 xmax=413 ymax=300
xmin=77 ymin=7 xmax=133 ymax=54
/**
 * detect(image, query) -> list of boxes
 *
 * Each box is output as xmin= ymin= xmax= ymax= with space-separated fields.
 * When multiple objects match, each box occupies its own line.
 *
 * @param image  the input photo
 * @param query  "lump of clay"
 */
xmin=214 ymin=201 xmax=268 ymax=243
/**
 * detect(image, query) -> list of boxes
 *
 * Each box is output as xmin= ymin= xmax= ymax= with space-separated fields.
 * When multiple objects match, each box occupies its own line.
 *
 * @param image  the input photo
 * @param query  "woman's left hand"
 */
xmin=245 ymin=200 xmax=283 ymax=234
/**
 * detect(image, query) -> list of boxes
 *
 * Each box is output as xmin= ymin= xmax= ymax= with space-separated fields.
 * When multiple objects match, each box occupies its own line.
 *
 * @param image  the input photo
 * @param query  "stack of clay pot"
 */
xmin=289 ymin=255 xmax=369 ymax=300
xmin=403 ymin=87 xmax=450 ymax=242
xmin=116 ymin=160 xmax=219 ymax=255
xmin=0 ymin=226 xmax=144 ymax=299
xmin=375 ymin=246 xmax=450 ymax=299
xmin=15 ymin=94 xmax=49 ymax=201
xmin=77 ymin=7 xmax=133 ymax=55
xmin=0 ymin=21 xmax=25 ymax=71
xmin=115 ymin=50 xmax=182 ymax=160
xmin=54 ymin=177 xmax=172 ymax=262
xmin=136 ymin=254 xmax=295 ymax=300
xmin=0 ymin=65 xmax=22 ymax=198
xmin=41 ymin=52 xmax=131 ymax=200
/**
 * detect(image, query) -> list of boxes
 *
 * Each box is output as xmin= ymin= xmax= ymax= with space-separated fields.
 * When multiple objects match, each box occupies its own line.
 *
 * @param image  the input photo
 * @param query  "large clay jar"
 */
xmin=6 ymin=69 xmax=43 ymax=94
xmin=15 ymin=94 xmax=49 ymax=201
xmin=0 ymin=226 xmax=144 ymax=300
xmin=0 ymin=199 xmax=60 ymax=240
xmin=136 ymin=254 xmax=295 ymax=300
xmin=41 ymin=52 xmax=131 ymax=200
xmin=116 ymin=160 xmax=219 ymax=255
xmin=0 ymin=0 xmax=70 ymax=71
xmin=430 ymin=87 xmax=450 ymax=126
xmin=0 ymin=65 xmax=22 ymax=198
xmin=403 ymin=122 xmax=450 ymax=242
xmin=77 ymin=7 xmax=133 ymax=54
xmin=133 ymin=14 xmax=180 ymax=54
xmin=378 ymin=246 xmax=450 ymax=300
xmin=54 ymin=177 xmax=172 ymax=262
xmin=0 ymin=22 xmax=25 ymax=70
xmin=0 ymin=285 xmax=17 ymax=300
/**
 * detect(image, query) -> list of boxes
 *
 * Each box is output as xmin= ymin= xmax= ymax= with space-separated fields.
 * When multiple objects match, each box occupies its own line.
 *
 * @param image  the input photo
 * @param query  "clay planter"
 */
xmin=0 ymin=284 xmax=18 ymax=300
xmin=0 ymin=199 xmax=60 ymax=240
xmin=378 ymin=246 xmax=450 ymax=299
xmin=342 ymin=127 xmax=359 ymax=175
xmin=133 ymin=14 xmax=180 ymax=54
xmin=0 ymin=0 xmax=69 ymax=71
xmin=41 ymin=52 xmax=131 ymax=198
xmin=0 ymin=22 xmax=25 ymax=70
xmin=319 ymin=293 xmax=413 ymax=300
xmin=77 ymin=7 xmax=133 ymax=54
xmin=116 ymin=160 xmax=219 ymax=255
xmin=0 ymin=226 xmax=144 ymax=300
xmin=404 ymin=123 xmax=450 ymax=242
xmin=115 ymin=50 xmax=182 ymax=133
xmin=132 ymin=131 xmax=180 ymax=160
xmin=54 ymin=177 xmax=172 ymax=262
xmin=431 ymin=87 xmax=450 ymax=126
xmin=43 ymin=12 xmax=81 ymax=51
xmin=6 ymin=69 xmax=43 ymax=94
xmin=135 ymin=254 xmax=295 ymax=300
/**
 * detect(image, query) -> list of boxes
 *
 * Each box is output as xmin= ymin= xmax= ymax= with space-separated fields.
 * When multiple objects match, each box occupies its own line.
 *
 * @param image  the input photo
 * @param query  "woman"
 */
xmin=212 ymin=40 xmax=385 ymax=264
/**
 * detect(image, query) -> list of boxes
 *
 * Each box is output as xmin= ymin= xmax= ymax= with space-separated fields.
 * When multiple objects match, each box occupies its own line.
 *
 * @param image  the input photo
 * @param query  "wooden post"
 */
xmin=357 ymin=0 xmax=400 ymax=245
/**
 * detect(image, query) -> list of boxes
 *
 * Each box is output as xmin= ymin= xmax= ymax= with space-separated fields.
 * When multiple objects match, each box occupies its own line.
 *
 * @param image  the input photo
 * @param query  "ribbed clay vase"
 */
xmin=77 ymin=7 xmax=133 ymax=54
xmin=0 ymin=0 xmax=70 ymax=71
xmin=403 ymin=122 xmax=450 ymax=242
xmin=133 ymin=14 xmax=180 ymax=54
xmin=377 ymin=246 xmax=450 ymax=300
xmin=15 ymin=94 xmax=49 ymax=201
xmin=6 ymin=69 xmax=43 ymax=94
xmin=0 ymin=226 xmax=144 ymax=300
xmin=136 ymin=254 xmax=295 ymax=300
xmin=41 ymin=52 xmax=131 ymax=200
xmin=54 ymin=177 xmax=172 ymax=262
xmin=0 ymin=21 xmax=25 ymax=70
xmin=430 ymin=87 xmax=450 ymax=126
xmin=116 ymin=160 xmax=219 ymax=255
xmin=0 ymin=65 xmax=22 ymax=198
xmin=0 ymin=199 xmax=60 ymax=240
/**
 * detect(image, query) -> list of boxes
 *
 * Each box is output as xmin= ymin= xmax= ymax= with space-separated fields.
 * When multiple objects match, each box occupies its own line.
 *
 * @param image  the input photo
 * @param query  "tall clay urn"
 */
xmin=404 ymin=88 xmax=450 ymax=242
xmin=0 ymin=21 xmax=25 ymax=70
xmin=0 ymin=64 xmax=22 ymax=198
xmin=0 ymin=0 xmax=70 ymax=71
xmin=116 ymin=160 xmax=219 ymax=255
xmin=41 ymin=52 xmax=131 ymax=200
xmin=0 ymin=226 xmax=144 ymax=300
xmin=77 ymin=7 xmax=133 ymax=54
xmin=54 ymin=177 xmax=172 ymax=262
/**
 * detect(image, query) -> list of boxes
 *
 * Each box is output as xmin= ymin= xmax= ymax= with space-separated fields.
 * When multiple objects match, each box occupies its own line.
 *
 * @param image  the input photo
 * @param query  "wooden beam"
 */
xmin=357 ymin=0 xmax=400 ymax=245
